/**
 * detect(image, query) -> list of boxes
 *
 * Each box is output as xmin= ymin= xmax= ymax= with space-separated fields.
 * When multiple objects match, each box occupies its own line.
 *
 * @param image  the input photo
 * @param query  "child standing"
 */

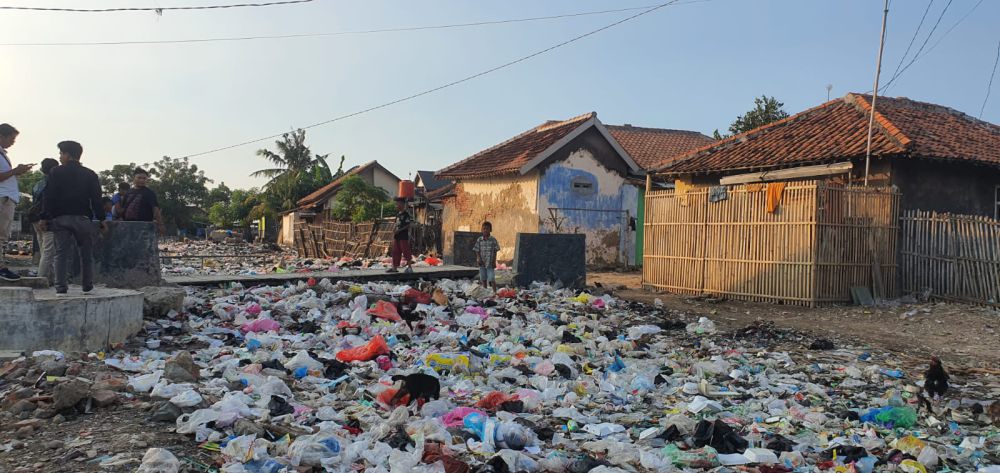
xmin=473 ymin=221 xmax=500 ymax=289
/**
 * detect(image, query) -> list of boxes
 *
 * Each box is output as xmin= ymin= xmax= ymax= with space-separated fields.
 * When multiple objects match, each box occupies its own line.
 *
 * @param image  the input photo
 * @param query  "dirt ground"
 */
xmin=589 ymin=271 xmax=1000 ymax=371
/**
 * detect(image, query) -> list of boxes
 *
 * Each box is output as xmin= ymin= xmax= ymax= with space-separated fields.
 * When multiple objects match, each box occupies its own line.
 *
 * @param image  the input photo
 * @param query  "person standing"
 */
xmin=111 ymin=182 xmax=128 ymax=220
xmin=0 ymin=123 xmax=33 ymax=281
xmin=38 ymin=141 xmax=104 ymax=294
xmin=387 ymin=197 xmax=413 ymax=273
xmin=473 ymin=221 xmax=501 ymax=290
xmin=28 ymin=158 xmax=59 ymax=284
xmin=117 ymin=167 xmax=164 ymax=233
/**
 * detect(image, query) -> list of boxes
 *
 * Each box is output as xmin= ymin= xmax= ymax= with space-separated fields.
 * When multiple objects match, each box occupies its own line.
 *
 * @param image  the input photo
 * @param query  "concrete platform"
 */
xmin=164 ymin=265 xmax=479 ymax=287
xmin=0 ymin=276 xmax=50 ymax=289
xmin=0 ymin=287 xmax=144 ymax=353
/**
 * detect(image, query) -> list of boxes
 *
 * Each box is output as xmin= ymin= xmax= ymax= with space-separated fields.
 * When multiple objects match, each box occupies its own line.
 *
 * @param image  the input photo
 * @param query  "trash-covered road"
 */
xmin=1 ymin=278 xmax=998 ymax=472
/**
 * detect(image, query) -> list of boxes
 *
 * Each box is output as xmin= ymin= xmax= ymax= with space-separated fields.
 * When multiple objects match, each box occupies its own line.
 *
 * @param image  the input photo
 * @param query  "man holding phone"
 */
xmin=0 ymin=123 xmax=33 ymax=281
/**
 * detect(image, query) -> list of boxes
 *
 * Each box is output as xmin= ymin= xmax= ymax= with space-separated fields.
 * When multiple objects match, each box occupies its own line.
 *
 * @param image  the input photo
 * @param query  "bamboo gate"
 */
xmin=294 ymin=218 xmax=438 ymax=260
xmin=900 ymin=210 xmax=1000 ymax=306
xmin=643 ymin=181 xmax=900 ymax=306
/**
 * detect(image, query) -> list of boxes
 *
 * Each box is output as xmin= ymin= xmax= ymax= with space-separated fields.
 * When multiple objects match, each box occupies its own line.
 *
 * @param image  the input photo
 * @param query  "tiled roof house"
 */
xmin=658 ymin=93 xmax=1000 ymax=217
xmin=435 ymin=112 xmax=712 ymax=266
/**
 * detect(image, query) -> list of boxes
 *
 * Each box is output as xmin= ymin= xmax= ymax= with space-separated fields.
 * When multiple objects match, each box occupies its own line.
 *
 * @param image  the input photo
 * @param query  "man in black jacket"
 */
xmin=37 ymin=141 xmax=105 ymax=294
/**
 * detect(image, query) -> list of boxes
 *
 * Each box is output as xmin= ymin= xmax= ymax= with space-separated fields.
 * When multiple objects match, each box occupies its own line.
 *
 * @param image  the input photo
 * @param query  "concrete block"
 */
xmin=0 ymin=277 xmax=49 ymax=289
xmin=0 ymin=287 xmax=143 ymax=353
xmin=64 ymin=221 xmax=162 ymax=289
xmin=450 ymin=231 xmax=481 ymax=266
xmin=512 ymin=233 xmax=586 ymax=289
xmin=140 ymin=285 xmax=186 ymax=318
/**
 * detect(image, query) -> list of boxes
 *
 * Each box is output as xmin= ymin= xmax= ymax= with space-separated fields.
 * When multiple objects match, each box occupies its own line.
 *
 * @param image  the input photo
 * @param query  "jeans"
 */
xmin=391 ymin=238 xmax=412 ymax=268
xmin=32 ymin=223 xmax=56 ymax=283
xmin=51 ymin=215 xmax=97 ymax=292
xmin=479 ymin=266 xmax=496 ymax=283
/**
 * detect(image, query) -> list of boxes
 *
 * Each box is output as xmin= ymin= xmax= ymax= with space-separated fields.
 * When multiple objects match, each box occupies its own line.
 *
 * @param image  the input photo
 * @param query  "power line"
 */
xmin=0 ymin=0 xmax=312 ymax=13
xmin=882 ymin=0 xmax=956 ymax=91
xmin=180 ymin=1 xmax=683 ymax=159
xmin=0 ymin=3 xmax=703 ymax=47
xmin=887 ymin=0 xmax=933 ymax=84
xmin=980 ymin=40 xmax=1000 ymax=119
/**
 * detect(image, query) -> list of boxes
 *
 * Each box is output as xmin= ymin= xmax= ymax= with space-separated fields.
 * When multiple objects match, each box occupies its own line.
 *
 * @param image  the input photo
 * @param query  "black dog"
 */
xmin=390 ymin=373 xmax=440 ymax=406
xmin=925 ymin=356 xmax=949 ymax=399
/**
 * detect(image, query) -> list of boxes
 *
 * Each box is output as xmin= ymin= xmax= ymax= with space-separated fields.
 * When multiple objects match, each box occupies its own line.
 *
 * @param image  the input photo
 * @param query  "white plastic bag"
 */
xmin=136 ymin=448 xmax=180 ymax=473
xmin=129 ymin=371 xmax=163 ymax=393
xmin=170 ymin=389 xmax=203 ymax=407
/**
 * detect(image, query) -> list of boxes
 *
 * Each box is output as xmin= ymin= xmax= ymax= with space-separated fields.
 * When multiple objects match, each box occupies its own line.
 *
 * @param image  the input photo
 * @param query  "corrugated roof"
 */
xmin=663 ymin=93 xmax=1000 ymax=175
xmin=415 ymin=170 xmax=452 ymax=191
xmin=606 ymin=125 xmax=715 ymax=171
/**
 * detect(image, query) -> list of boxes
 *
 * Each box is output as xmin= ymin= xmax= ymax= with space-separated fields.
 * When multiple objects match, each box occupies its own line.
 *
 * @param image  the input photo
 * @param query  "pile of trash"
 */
xmin=4 ymin=278 xmax=1000 ymax=472
xmin=159 ymin=240 xmax=446 ymax=276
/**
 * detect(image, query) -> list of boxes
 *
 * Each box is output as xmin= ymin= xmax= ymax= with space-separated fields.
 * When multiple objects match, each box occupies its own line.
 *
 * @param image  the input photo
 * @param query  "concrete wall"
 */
xmin=279 ymin=213 xmax=296 ymax=247
xmin=372 ymin=165 xmax=401 ymax=198
xmin=441 ymin=173 xmax=539 ymax=262
xmin=64 ymin=221 xmax=162 ymax=289
xmin=513 ymin=233 xmax=586 ymax=288
xmin=0 ymin=287 xmax=144 ymax=353
xmin=536 ymin=144 xmax=638 ymax=267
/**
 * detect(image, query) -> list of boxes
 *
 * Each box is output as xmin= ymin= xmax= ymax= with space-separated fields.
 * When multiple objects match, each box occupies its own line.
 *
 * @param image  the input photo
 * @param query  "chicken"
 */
xmin=924 ymin=356 xmax=949 ymax=399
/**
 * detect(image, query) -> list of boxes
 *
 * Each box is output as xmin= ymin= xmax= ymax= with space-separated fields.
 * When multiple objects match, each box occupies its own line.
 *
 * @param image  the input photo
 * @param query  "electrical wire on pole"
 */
xmin=864 ymin=0 xmax=890 ymax=187
xmin=980 ymin=40 xmax=1000 ymax=119
xmin=0 ymin=3 xmax=707 ymax=47
xmin=180 ymin=0 xmax=683 ymax=159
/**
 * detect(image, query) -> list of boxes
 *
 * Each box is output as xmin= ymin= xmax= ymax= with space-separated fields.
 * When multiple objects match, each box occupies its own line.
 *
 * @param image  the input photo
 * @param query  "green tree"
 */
xmin=98 ymin=163 xmax=140 ymax=196
xmin=147 ymin=156 xmax=212 ymax=230
xmin=15 ymin=170 xmax=44 ymax=212
xmin=330 ymin=176 xmax=391 ymax=222
xmin=713 ymin=95 xmax=790 ymax=140
xmin=208 ymin=187 xmax=267 ymax=228
xmin=250 ymin=129 xmax=343 ymax=211
xmin=206 ymin=182 xmax=232 ymax=208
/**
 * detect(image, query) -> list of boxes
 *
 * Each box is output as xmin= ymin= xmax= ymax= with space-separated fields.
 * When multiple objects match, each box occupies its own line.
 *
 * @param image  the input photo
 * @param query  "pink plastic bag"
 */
xmin=245 ymin=303 xmax=262 ymax=316
xmin=367 ymin=300 xmax=402 ymax=322
xmin=241 ymin=318 xmax=280 ymax=334
xmin=441 ymin=407 xmax=486 ymax=428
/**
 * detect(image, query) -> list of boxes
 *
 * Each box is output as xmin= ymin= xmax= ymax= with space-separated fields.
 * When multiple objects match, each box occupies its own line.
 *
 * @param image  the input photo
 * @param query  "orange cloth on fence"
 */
xmin=766 ymin=182 xmax=786 ymax=213
xmin=745 ymin=183 xmax=764 ymax=192
xmin=674 ymin=180 xmax=693 ymax=207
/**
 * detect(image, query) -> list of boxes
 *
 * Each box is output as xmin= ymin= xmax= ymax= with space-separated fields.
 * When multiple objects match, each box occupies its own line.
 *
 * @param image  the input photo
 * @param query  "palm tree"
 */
xmin=251 ymin=129 xmax=341 ymax=211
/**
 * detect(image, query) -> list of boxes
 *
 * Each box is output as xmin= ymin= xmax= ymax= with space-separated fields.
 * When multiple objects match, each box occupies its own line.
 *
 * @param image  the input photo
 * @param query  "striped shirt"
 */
xmin=473 ymin=235 xmax=501 ymax=266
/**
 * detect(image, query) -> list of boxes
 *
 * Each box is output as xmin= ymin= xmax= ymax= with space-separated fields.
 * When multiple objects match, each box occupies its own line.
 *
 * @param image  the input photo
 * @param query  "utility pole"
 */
xmin=864 ymin=0 xmax=889 ymax=187
xmin=826 ymin=84 xmax=833 ymax=101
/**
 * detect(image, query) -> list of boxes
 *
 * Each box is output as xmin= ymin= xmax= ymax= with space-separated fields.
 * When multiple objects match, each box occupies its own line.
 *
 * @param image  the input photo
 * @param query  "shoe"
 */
xmin=0 ymin=268 xmax=21 ymax=281
xmin=404 ymin=266 xmax=414 ymax=274
xmin=82 ymin=285 xmax=94 ymax=293
xmin=55 ymin=288 xmax=68 ymax=295
xmin=385 ymin=268 xmax=398 ymax=273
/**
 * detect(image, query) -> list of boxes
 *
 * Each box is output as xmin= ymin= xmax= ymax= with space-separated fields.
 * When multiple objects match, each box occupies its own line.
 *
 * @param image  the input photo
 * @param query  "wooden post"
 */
xmin=645 ymin=174 xmax=652 ymax=193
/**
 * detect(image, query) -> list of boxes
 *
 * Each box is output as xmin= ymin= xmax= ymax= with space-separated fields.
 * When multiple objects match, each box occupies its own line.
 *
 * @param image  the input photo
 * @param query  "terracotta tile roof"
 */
xmin=423 ymin=182 xmax=455 ymax=202
xmin=436 ymin=112 xmax=596 ymax=180
xmin=605 ymin=125 xmax=715 ymax=171
xmin=662 ymin=93 xmax=1000 ymax=175
xmin=296 ymin=161 xmax=376 ymax=208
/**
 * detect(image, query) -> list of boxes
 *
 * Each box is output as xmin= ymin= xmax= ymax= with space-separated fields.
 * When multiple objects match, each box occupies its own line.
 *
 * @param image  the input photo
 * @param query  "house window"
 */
xmin=571 ymin=175 xmax=596 ymax=196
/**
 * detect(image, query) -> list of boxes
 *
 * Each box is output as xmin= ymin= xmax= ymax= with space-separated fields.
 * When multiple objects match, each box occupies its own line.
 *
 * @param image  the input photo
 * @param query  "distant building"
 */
xmin=278 ymin=160 xmax=401 ymax=247
xmin=435 ymin=112 xmax=712 ymax=267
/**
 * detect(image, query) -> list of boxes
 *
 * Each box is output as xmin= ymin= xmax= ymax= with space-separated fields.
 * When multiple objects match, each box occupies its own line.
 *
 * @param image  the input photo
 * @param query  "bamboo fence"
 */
xmin=900 ymin=210 xmax=1000 ymax=306
xmin=643 ymin=180 xmax=899 ymax=306
xmin=293 ymin=216 xmax=437 ymax=259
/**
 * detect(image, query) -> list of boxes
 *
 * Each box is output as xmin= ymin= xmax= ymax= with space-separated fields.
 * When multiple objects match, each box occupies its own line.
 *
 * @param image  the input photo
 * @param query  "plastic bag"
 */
xmin=288 ymin=432 xmax=342 ymax=467
xmin=129 ymin=371 xmax=163 ymax=393
xmin=151 ymin=381 xmax=193 ymax=399
xmin=284 ymin=350 xmax=324 ymax=372
xmin=241 ymin=318 xmax=280 ymax=334
xmin=136 ymin=448 xmax=180 ymax=473
xmin=874 ymin=406 xmax=917 ymax=428
xmin=662 ymin=444 xmax=719 ymax=469
xmin=441 ymin=407 xmax=486 ymax=428
xmin=367 ymin=300 xmax=402 ymax=322
xmin=336 ymin=335 xmax=390 ymax=362
xmin=176 ymin=409 xmax=220 ymax=434
xmin=169 ymin=389 xmax=203 ymax=408
xmin=404 ymin=288 xmax=433 ymax=305
xmin=424 ymin=353 xmax=470 ymax=372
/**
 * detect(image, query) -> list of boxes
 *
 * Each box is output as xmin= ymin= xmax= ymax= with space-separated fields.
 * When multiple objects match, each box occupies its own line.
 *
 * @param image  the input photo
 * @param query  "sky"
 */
xmin=2 ymin=0 xmax=998 ymax=190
